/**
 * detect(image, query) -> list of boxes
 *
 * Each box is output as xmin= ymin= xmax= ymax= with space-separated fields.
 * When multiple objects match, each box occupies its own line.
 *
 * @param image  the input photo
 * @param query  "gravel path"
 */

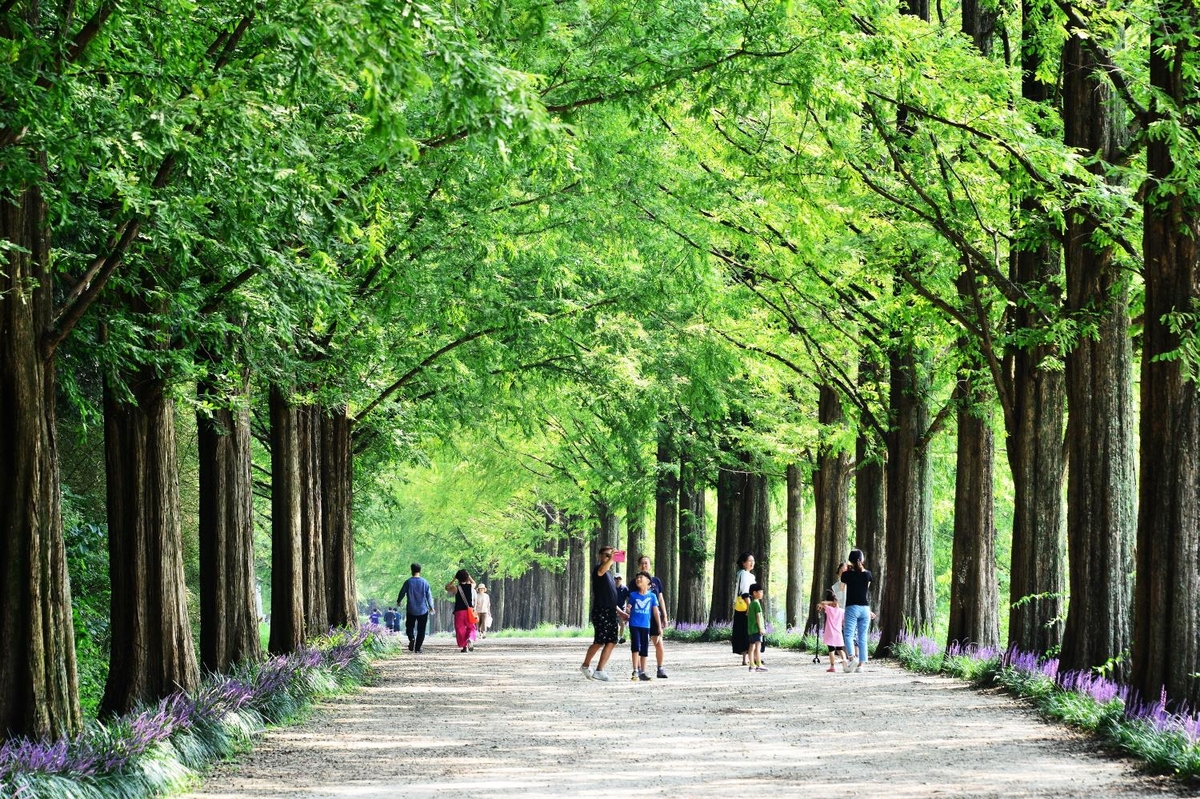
xmin=189 ymin=636 xmax=1187 ymax=798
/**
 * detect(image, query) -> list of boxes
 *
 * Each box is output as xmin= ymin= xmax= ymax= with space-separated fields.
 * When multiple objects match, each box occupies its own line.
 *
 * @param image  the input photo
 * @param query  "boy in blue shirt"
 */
xmin=625 ymin=571 xmax=659 ymax=682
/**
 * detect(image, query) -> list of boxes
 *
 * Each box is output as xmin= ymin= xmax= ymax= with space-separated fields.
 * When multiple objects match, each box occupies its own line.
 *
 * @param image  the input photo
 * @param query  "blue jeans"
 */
xmin=844 ymin=605 xmax=870 ymax=663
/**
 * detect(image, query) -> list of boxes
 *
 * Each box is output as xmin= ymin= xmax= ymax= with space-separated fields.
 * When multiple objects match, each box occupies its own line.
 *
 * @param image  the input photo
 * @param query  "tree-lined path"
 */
xmin=189 ymin=639 xmax=1177 ymax=798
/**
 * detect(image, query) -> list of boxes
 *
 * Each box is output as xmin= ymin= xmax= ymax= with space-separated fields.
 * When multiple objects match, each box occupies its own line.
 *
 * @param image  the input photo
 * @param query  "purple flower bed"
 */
xmin=0 ymin=625 xmax=397 ymax=792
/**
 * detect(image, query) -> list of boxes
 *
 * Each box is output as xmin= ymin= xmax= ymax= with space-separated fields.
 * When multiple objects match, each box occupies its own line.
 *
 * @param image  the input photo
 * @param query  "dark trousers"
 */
xmin=406 ymin=612 xmax=429 ymax=650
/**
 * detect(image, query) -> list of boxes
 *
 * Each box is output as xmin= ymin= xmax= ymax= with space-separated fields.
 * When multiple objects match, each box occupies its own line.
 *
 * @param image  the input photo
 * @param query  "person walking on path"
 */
xmin=369 ymin=607 xmax=382 ymax=626
xmin=637 ymin=555 xmax=669 ymax=678
xmin=746 ymin=584 xmax=768 ymax=672
xmin=625 ymin=571 xmax=659 ymax=682
xmin=615 ymin=575 xmax=631 ymax=644
xmin=383 ymin=606 xmax=396 ymax=632
xmin=580 ymin=545 xmax=621 ymax=682
xmin=818 ymin=589 xmax=847 ymax=672
xmin=840 ymin=549 xmax=873 ymax=673
xmin=732 ymin=552 xmax=755 ymax=666
xmin=396 ymin=563 xmax=435 ymax=653
xmin=446 ymin=569 xmax=478 ymax=652
xmin=475 ymin=584 xmax=492 ymax=638
xmin=830 ymin=563 xmax=852 ymax=662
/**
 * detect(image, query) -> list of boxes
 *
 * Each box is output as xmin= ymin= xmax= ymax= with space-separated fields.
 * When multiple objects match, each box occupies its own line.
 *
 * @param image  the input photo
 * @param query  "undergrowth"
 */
xmin=0 ymin=624 xmax=401 ymax=799
xmin=891 ymin=633 xmax=1200 ymax=781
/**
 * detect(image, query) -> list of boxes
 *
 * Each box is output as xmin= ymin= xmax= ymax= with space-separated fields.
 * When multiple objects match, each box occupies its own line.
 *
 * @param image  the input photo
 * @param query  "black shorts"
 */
xmin=749 ymin=633 xmax=763 ymax=644
xmin=591 ymin=607 xmax=619 ymax=644
xmin=650 ymin=613 xmax=662 ymax=637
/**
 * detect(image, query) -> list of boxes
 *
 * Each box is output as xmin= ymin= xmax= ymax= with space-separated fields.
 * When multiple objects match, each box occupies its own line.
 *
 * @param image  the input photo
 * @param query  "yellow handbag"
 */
xmin=733 ymin=595 xmax=749 ymax=613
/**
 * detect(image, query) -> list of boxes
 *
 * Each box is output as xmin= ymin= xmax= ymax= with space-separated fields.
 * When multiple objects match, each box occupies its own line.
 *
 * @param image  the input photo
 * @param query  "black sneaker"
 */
xmin=638 ymin=671 xmax=652 ymax=681
xmin=657 ymin=668 xmax=668 ymax=679
xmin=408 ymin=639 xmax=415 ymax=651
xmin=618 ymin=638 xmax=626 ymax=644
xmin=461 ymin=647 xmax=468 ymax=653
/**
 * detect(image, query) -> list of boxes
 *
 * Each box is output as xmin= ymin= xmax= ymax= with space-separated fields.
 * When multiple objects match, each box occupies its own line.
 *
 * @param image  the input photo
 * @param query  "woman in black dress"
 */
xmin=731 ymin=551 xmax=755 ymax=664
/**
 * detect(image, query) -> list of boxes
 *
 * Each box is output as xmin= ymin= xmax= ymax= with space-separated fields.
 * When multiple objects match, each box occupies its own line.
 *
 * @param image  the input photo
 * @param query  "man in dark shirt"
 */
xmin=580 ymin=545 xmax=620 ymax=682
xmin=615 ymin=575 xmax=631 ymax=644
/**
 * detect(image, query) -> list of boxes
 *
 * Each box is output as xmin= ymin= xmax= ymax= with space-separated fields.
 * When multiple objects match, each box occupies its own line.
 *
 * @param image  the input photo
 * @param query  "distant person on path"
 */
xmin=446 ymin=569 xmax=478 ymax=652
xmin=369 ymin=607 xmax=382 ymax=626
xmin=637 ymin=555 xmax=669 ymax=678
xmin=732 ymin=552 xmax=755 ymax=666
xmin=840 ymin=549 xmax=873 ymax=673
xmin=625 ymin=571 xmax=659 ymax=681
xmin=580 ymin=545 xmax=620 ymax=682
xmin=746 ymin=584 xmax=768 ymax=672
xmin=614 ymin=575 xmax=630 ymax=644
xmin=476 ymin=584 xmax=492 ymax=638
xmin=383 ymin=606 xmax=395 ymax=631
xmin=818 ymin=589 xmax=846 ymax=672
xmin=397 ymin=563 xmax=435 ymax=653
xmin=830 ymin=563 xmax=852 ymax=662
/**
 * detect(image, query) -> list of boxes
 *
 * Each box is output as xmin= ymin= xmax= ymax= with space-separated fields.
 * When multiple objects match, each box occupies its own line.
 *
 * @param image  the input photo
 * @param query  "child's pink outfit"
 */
xmin=821 ymin=605 xmax=845 ymax=647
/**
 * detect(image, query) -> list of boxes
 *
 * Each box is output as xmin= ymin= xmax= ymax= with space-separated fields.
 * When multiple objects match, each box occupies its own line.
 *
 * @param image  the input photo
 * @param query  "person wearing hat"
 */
xmin=840 ymin=549 xmax=873 ymax=673
xmin=475 ymin=584 xmax=492 ymax=638
xmin=614 ymin=575 xmax=631 ymax=644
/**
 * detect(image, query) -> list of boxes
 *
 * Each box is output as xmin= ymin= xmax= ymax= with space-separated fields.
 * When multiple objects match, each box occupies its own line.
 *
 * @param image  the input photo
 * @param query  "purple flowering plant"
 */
xmin=0 ymin=624 xmax=400 ymax=795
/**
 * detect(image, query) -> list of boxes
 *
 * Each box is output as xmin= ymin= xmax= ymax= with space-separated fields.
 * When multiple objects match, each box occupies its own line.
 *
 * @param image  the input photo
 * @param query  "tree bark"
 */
xmin=322 ymin=407 xmax=357 ymax=628
xmin=806 ymin=385 xmax=851 ymax=635
xmin=746 ymin=473 xmax=772 ymax=619
xmin=626 ymin=497 xmax=648 ymax=571
xmin=676 ymin=448 xmax=708 ymax=625
xmin=878 ymin=347 xmax=935 ymax=653
xmin=0 ymin=180 xmax=81 ymax=739
xmin=855 ymin=357 xmax=887 ymax=615
xmin=708 ymin=458 xmax=746 ymax=627
xmin=1058 ymin=30 xmax=1136 ymax=675
xmin=1005 ymin=0 xmax=1067 ymax=656
xmin=268 ymin=384 xmax=304 ymax=654
xmin=197 ymin=365 xmax=261 ymax=673
xmin=567 ymin=515 xmax=585 ymax=626
xmin=298 ymin=405 xmax=327 ymax=637
xmin=785 ymin=463 xmax=804 ymax=631
xmin=101 ymin=369 xmax=200 ymax=715
xmin=947 ymin=381 xmax=1000 ymax=649
xmin=654 ymin=428 xmax=679 ymax=617
xmin=1132 ymin=1 xmax=1200 ymax=709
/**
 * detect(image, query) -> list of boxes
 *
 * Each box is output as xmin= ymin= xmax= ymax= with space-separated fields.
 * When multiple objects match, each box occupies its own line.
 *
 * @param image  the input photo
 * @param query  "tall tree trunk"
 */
xmin=947 ymin=380 xmax=1000 ymax=649
xmin=806 ymin=385 xmax=851 ymax=634
xmin=855 ymin=357 xmax=887 ymax=615
xmin=101 ymin=369 xmax=200 ymax=715
xmin=676 ymin=448 xmax=708 ymax=625
xmin=197 ymin=365 xmax=261 ymax=673
xmin=1133 ymin=2 xmax=1200 ymax=709
xmin=626 ymin=497 xmax=648 ymax=569
xmin=654 ymin=428 xmax=679 ymax=617
xmin=0 ymin=181 xmax=81 ymax=739
xmin=785 ymin=463 xmax=804 ymax=631
xmin=322 ymin=407 xmax=357 ymax=628
xmin=745 ymin=473 xmax=772 ymax=619
xmin=1005 ymin=0 xmax=1067 ymax=655
xmin=1058 ymin=30 xmax=1136 ymax=675
xmin=567 ymin=515 xmax=585 ymax=626
xmin=268 ymin=384 xmax=304 ymax=654
xmin=298 ymin=405 xmax=327 ymax=638
xmin=879 ymin=347 xmax=935 ymax=652
xmin=708 ymin=459 xmax=746 ymax=626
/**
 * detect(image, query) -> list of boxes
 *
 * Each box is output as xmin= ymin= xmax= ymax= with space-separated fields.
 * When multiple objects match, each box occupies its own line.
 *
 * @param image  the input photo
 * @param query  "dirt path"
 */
xmin=189 ymin=637 xmax=1186 ymax=798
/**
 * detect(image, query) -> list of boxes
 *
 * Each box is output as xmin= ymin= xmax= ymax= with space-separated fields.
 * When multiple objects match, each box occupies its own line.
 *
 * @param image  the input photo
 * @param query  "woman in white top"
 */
xmin=475 ymin=584 xmax=492 ymax=638
xmin=732 ymin=552 xmax=755 ymax=665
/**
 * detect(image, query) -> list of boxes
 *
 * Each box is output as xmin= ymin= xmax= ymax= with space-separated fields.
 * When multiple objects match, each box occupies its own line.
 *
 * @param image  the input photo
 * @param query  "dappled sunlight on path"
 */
xmin=189 ymin=637 xmax=1181 ymax=798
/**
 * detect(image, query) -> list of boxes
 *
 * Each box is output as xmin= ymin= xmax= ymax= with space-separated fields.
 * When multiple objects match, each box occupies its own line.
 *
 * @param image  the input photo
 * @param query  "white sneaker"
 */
xmin=592 ymin=669 xmax=612 ymax=682
xmin=843 ymin=661 xmax=856 ymax=673
xmin=580 ymin=665 xmax=594 ymax=679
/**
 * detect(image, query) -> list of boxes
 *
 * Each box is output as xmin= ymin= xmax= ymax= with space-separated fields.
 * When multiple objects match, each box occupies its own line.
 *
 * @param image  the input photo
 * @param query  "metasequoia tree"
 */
xmin=1132 ymin=0 xmax=1200 ymax=708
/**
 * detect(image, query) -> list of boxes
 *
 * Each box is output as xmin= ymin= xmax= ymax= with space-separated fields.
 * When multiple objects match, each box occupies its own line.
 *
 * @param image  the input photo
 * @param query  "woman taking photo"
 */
xmin=731 ymin=552 xmax=755 ymax=666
